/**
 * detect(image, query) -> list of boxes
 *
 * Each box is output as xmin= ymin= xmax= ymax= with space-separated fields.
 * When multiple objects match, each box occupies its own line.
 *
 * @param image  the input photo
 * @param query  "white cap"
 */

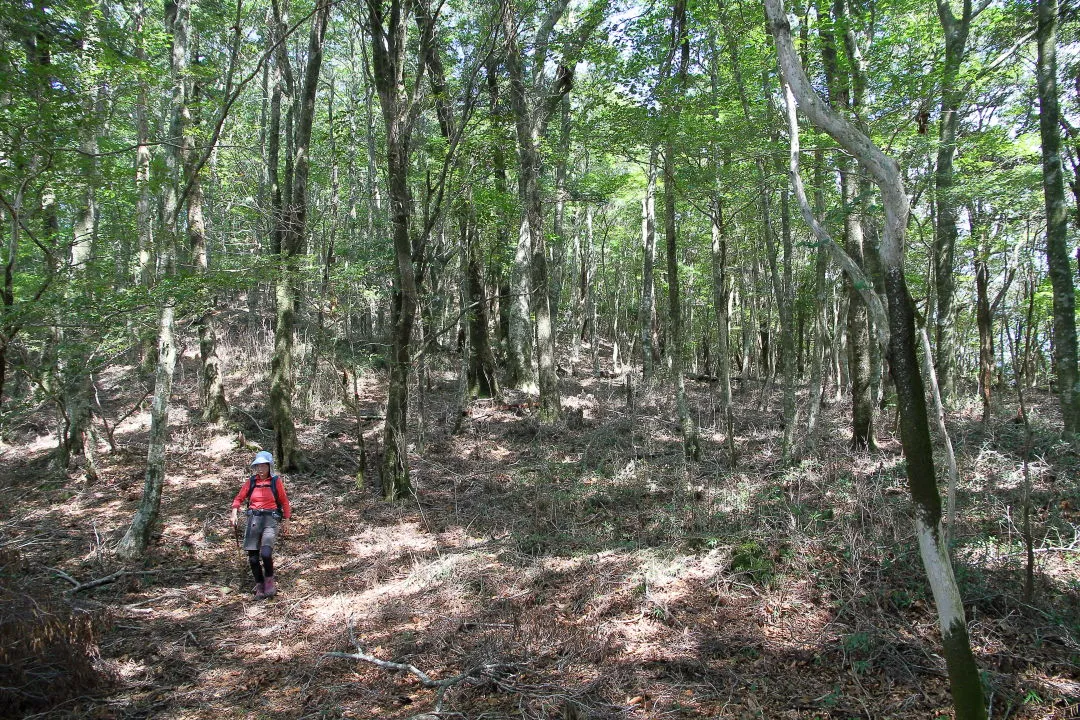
xmin=251 ymin=450 xmax=274 ymax=467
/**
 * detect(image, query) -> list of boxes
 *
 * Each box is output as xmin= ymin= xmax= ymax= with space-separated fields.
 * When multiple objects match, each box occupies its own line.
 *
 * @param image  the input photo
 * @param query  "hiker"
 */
xmin=230 ymin=450 xmax=291 ymax=599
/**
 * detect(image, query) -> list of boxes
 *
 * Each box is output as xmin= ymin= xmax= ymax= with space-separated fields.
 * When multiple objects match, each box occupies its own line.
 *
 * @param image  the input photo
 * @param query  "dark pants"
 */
xmin=244 ymin=512 xmax=279 ymax=582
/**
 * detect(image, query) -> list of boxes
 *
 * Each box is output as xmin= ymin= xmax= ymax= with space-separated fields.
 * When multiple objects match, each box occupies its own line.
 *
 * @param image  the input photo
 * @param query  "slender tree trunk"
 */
xmin=818 ymin=0 xmax=873 ymax=449
xmin=134 ymin=0 xmax=154 ymax=290
xmin=974 ymin=252 xmax=992 ymax=424
xmin=501 ymin=1 xmax=569 ymax=423
xmin=62 ymin=7 xmax=103 ymax=474
xmin=184 ymin=73 xmax=229 ymax=423
xmin=116 ymin=301 xmax=176 ymax=559
xmin=368 ymin=0 xmax=419 ymax=499
xmin=706 ymin=38 xmax=732 ymax=438
xmin=641 ymin=148 xmax=658 ymax=380
xmin=660 ymin=0 xmax=698 ymax=459
xmin=843 ymin=164 xmax=874 ymax=450
xmin=466 ymin=204 xmax=499 ymax=398
xmin=1037 ymin=0 xmax=1080 ymax=436
xmin=933 ymin=0 xmax=976 ymax=406
xmin=768 ymin=5 xmax=987 ymax=716
xmin=487 ymin=63 xmax=530 ymax=388
xmin=805 ymin=147 xmax=829 ymax=450
xmin=117 ymin=0 xmax=187 ymax=558
xmin=269 ymin=0 xmax=329 ymax=471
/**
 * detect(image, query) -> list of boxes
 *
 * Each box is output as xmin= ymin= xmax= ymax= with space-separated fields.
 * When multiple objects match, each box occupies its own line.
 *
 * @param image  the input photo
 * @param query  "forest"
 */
xmin=1 ymin=0 xmax=1079 ymax=718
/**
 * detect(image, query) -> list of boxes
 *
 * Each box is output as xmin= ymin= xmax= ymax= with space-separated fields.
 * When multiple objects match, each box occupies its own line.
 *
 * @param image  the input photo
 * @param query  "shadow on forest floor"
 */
xmin=1 ymin=349 xmax=1079 ymax=719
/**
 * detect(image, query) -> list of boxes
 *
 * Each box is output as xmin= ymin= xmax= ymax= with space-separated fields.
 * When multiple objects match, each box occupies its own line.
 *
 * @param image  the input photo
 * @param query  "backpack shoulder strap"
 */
xmin=269 ymin=475 xmax=283 ymax=513
xmin=244 ymin=474 xmax=257 ymax=503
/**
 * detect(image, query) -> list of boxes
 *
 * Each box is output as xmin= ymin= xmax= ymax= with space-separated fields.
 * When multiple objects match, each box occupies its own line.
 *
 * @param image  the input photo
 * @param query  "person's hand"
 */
xmin=280 ymin=520 xmax=289 ymax=536
xmin=230 ymin=508 xmax=238 ymax=527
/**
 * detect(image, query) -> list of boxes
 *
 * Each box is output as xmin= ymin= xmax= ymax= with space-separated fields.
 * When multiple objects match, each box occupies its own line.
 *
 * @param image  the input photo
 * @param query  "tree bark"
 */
xmin=184 ymin=60 xmax=229 ymax=424
xmin=817 ymin=0 xmax=873 ymax=449
xmin=487 ymin=63 xmax=532 ymax=389
xmin=269 ymin=0 xmax=329 ymax=471
xmin=933 ymin=0 xmax=977 ymax=406
xmin=662 ymin=0 xmax=698 ymax=459
xmin=465 ymin=205 xmax=499 ymax=398
xmin=1036 ymin=0 xmax=1080 ymax=436
xmin=117 ymin=0 xmax=186 ymax=558
xmin=641 ymin=147 xmax=658 ymax=380
xmin=501 ymin=0 xmax=567 ymax=422
xmin=767 ymin=4 xmax=987 ymax=717
xmin=368 ymin=0 xmax=419 ymax=499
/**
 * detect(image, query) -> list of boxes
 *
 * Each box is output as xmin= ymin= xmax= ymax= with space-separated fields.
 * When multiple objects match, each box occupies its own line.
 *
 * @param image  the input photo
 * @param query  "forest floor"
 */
xmin=2 ymin=342 xmax=1080 ymax=720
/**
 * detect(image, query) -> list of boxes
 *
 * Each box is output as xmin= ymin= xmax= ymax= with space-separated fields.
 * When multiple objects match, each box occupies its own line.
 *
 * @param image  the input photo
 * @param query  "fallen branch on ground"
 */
xmin=45 ymin=566 xmax=163 ymax=593
xmin=324 ymin=620 xmax=495 ymax=713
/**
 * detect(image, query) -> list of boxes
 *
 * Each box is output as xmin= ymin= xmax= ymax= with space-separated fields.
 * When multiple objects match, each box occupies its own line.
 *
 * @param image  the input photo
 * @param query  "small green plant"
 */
xmin=842 ymin=631 xmax=872 ymax=654
xmin=728 ymin=540 xmax=776 ymax=585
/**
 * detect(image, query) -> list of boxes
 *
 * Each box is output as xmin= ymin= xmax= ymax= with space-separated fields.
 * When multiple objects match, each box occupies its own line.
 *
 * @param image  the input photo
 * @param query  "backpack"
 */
xmin=245 ymin=474 xmax=283 ymax=514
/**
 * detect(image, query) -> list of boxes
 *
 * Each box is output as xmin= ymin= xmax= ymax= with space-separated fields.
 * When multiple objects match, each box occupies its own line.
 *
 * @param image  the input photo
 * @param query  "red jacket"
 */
xmin=232 ymin=474 xmax=292 ymax=519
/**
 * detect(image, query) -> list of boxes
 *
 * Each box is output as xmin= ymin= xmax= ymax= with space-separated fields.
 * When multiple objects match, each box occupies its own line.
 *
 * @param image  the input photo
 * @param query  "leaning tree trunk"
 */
xmin=766 ymin=4 xmax=987 ymax=718
xmin=116 ymin=300 xmax=177 ymax=559
xmin=1036 ymin=0 xmax=1080 ymax=436
xmin=117 ymin=0 xmax=186 ymax=559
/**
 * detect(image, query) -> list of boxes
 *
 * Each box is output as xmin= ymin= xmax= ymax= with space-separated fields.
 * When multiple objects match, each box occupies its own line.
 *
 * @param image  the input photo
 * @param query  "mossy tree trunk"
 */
xmin=1036 ymin=0 xmax=1080 ymax=437
xmin=767 ymin=3 xmax=986 ymax=717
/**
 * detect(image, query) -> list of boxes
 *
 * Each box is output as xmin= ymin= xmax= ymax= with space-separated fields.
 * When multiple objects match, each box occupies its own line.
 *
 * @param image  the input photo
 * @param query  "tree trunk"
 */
xmin=61 ymin=7 xmax=104 ymax=475
xmin=189 ymin=194 xmax=226 ymax=425
xmin=368 ymin=0 xmax=419 ymax=499
xmin=1036 ymin=0 xmax=1080 ymax=436
xmin=117 ymin=0 xmax=186 ymax=558
xmin=184 ymin=69 xmax=228 ymax=424
xmin=805 ymin=147 xmax=829 ymax=450
xmin=116 ymin=301 xmax=176 ymax=559
xmin=767 ymin=4 xmax=987 ymax=717
xmin=134 ymin=0 xmax=154 ymax=290
xmin=269 ymin=0 xmax=329 ymax=471
xmin=466 ymin=205 xmax=499 ymax=398
xmin=817 ymin=0 xmax=873 ymax=449
xmin=662 ymin=0 xmax=698 ymax=459
xmin=641 ymin=148 xmax=658 ymax=380
xmin=501 ymin=0 xmax=572 ymax=423
xmin=932 ymin=0 xmax=976 ymax=407
xmin=487 ymin=63 xmax=531 ymax=389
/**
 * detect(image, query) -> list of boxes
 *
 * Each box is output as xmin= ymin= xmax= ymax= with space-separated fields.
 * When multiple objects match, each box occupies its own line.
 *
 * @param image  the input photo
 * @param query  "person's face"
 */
xmin=254 ymin=463 xmax=271 ymax=478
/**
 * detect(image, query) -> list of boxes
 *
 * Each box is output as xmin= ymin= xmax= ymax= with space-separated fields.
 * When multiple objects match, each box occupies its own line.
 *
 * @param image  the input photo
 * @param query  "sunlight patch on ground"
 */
xmin=202 ymin=433 xmax=241 ymax=460
xmin=347 ymin=521 xmax=435 ymax=559
xmin=304 ymin=552 xmax=474 ymax=625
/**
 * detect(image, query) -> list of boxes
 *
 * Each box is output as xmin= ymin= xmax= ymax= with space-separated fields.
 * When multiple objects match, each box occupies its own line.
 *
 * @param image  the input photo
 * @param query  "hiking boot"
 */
xmin=263 ymin=576 xmax=277 ymax=598
xmin=253 ymin=582 xmax=266 ymax=599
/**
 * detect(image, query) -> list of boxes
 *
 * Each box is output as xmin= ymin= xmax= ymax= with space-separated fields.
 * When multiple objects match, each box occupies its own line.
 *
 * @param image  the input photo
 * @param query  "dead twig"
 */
xmin=45 ymin=566 xmax=163 ymax=593
xmin=324 ymin=620 xmax=495 ymax=713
